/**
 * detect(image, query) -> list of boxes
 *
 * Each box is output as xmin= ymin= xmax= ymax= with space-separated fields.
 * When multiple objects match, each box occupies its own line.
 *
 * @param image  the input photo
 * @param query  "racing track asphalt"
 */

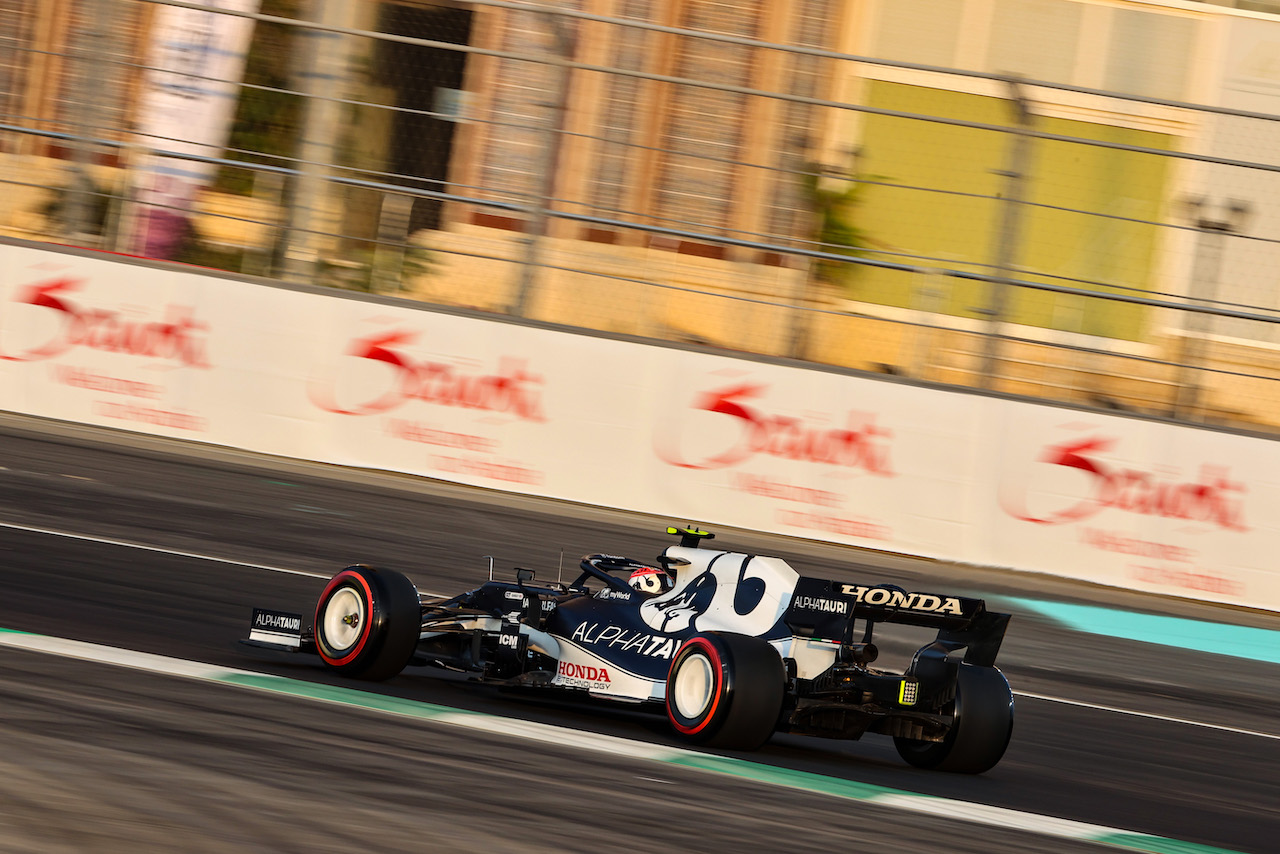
xmin=0 ymin=414 xmax=1276 ymax=853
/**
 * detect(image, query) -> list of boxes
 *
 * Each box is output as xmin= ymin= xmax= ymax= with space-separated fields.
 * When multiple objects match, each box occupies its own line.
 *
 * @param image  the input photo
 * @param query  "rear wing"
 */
xmin=784 ymin=577 xmax=1010 ymax=666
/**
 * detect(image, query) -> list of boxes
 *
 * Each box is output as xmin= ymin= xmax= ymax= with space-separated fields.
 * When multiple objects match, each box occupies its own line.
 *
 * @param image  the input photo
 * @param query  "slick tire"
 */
xmin=894 ymin=663 xmax=1014 ymax=774
xmin=314 ymin=565 xmax=421 ymax=681
xmin=665 ymin=632 xmax=785 ymax=750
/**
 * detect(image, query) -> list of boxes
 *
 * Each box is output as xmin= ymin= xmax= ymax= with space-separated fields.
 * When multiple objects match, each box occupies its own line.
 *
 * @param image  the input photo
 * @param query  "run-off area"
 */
xmin=0 ymin=629 xmax=1261 ymax=854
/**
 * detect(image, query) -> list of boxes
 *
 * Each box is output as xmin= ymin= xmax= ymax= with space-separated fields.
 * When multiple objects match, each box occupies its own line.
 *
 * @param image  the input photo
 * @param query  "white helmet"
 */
xmin=628 ymin=566 xmax=673 ymax=595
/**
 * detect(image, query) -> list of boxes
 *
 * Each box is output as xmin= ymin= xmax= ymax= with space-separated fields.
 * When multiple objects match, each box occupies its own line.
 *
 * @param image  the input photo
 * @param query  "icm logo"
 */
xmin=308 ymin=328 xmax=546 ymax=420
xmin=654 ymin=382 xmax=894 ymax=473
xmin=0 ymin=277 xmax=211 ymax=366
xmin=1000 ymin=436 xmax=1248 ymax=531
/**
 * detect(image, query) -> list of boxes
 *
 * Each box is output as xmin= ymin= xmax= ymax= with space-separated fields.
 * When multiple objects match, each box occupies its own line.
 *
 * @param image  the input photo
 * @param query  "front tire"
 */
xmin=314 ymin=565 xmax=421 ymax=681
xmin=665 ymin=632 xmax=785 ymax=750
xmin=894 ymin=663 xmax=1014 ymax=774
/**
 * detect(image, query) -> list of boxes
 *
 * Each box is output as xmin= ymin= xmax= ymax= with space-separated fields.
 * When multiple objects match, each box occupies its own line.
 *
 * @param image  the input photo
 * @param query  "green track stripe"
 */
xmin=1007 ymin=598 xmax=1280 ymax=665
xmin=0 ymin=627 xmax=1254 ymax=854
xmin=668 ymin=752 xmax=894 ymax=800
xmin=220 ymin=672 xmax=476 ymax=720
xmin=1093 ymin=833 xmax=1247 ymax=854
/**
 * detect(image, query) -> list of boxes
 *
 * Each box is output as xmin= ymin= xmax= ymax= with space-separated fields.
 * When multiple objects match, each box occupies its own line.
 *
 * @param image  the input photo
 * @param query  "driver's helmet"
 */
xmin=628 ymin=566 xmax=674 ymax=595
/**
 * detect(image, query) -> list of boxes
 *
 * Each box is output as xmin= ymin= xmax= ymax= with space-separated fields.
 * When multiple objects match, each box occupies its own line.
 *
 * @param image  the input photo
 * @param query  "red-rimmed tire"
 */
xmin=314 ymin=565 xmax=421 ymax=681
xmin=665 ymin=632 xmax=784 ymax=750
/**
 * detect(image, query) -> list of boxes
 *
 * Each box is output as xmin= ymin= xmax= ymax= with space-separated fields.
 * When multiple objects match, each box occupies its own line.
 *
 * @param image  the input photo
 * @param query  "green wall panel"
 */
xmin=851 ymin=80 xmax=1175 ymax=342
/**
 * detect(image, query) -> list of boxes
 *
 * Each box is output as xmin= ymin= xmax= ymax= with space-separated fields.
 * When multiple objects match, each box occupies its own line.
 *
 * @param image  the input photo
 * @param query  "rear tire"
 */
xmin=894 ymin=663 xmax=1013 ymax=774
xmin=665 ymin=632 xmax=785 ymax=750
xmin=314 ymin=565 xmax=421 ymax=681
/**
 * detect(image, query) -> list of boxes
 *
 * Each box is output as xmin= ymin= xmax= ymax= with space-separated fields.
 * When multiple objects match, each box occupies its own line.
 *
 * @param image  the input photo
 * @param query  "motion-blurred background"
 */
xmin=6 ymin=0 xmax=1280 ymax=430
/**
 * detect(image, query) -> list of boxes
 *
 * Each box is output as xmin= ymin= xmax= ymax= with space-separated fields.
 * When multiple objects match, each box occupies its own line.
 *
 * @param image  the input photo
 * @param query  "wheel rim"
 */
xmin=322 ymin=586 xmax=366 ymax=652
xmin=672 ymin=651 xmax=716 ymax=719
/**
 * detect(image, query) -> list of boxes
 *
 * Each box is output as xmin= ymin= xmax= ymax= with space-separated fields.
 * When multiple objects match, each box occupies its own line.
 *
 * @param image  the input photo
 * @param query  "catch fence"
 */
xmin=5 ymin=0 xmax=1280 ymax=433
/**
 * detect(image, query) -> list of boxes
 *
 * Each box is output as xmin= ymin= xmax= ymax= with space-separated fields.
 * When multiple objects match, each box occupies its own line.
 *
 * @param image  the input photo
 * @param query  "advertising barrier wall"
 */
xmin=2 ymin=241 xmax=1276 ymax=612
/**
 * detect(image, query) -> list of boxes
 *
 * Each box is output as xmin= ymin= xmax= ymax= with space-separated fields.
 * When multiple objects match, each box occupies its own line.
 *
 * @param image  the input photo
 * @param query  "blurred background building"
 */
xmin=6 ymin=0 xmax=1280 ymax=432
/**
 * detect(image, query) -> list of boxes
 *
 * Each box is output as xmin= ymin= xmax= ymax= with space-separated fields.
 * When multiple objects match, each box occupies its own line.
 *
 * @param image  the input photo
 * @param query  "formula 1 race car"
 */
xmin=245 ymin=526 xmax=1014 ymax=773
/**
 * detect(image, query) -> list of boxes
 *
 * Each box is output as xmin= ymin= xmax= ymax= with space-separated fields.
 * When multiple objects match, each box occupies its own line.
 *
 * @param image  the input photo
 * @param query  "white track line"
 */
xmin=0 ymin=519 xmax=327 ymax=577
xmin=0 ymin=519 xmax=457 ymax=593
xmin=1014 ymin=691 xmax=1279 ymax=741
xmin=4 ymin=519 xmax=1275 ymax=740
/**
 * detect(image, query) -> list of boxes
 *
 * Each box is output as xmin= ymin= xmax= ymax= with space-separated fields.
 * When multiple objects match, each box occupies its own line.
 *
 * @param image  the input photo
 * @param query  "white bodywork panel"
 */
xmin=550 ymin=639 xmax=665 ymax=701
xmin=639 ymin=547 xmax=799 ymax=636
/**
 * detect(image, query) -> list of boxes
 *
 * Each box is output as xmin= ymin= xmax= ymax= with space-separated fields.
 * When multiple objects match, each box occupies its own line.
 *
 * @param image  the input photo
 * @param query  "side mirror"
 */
xmin=516 ymin=567 xmax=536 ymax=584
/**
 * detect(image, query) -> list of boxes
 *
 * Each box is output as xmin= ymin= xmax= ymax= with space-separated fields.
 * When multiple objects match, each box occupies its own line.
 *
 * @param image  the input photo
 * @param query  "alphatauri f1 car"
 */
xmin=245 ymin=526 xmax=1014 ymax=773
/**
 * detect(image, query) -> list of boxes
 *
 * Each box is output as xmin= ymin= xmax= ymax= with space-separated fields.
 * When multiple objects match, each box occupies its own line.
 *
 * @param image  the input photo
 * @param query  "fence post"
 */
xmin=508 ymin=4 xmax=573 ymax=318
xmin=282 ymin=0 xmax=353 ymax=284
xmin=978 ymin=76 xmax=1033 ymax=389
xmin=65 ymin=0 xmax=111 ymax=246
xmin=1172 ymin=198 xmax=1249 ymax=420
xmin=784 ymin=153 xmax=821 ymax=361
xmin=372 ymin=192 xmax=414 ymax=293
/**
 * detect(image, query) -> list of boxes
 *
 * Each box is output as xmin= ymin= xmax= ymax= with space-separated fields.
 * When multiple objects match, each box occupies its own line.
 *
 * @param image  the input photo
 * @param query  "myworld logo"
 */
xmin=1000 ymin=436 xmax=1248 ymax=531
xmin=0 ymin=277 xmax=210 ymax=366
xmin=654 ymin=381 xmax=894 ymax=472
xmin=308 ymin=328 xmax=546 ymax=420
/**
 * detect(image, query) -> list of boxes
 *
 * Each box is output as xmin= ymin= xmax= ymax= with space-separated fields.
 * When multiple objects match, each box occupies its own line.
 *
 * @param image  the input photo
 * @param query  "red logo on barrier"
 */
xmin=308 ymin=328 xmax=546 ymax=420
xmin=0 ymin=277 xmax=210 ymax=366
xmin=1001 ymin=436 xmax=1248 ymax=531
xmin=655 ymin=382 xmax=894 ymax=473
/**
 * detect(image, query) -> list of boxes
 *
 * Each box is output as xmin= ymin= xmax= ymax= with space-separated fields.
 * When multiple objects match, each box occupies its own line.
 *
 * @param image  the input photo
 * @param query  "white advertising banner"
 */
xmin=2 ymin=241 xmax=1278 ymax=613
xmin=619 ymin=352 xmax=984 ymax=558
xmin=0 ymin=245 xmax=236 ymax=441
xmin=270 ymin=301 xmax=985 ymax=565
xmin=984 ymin=409 xmax=1276 ymax=607
xmin=293 ymin=305 xmax=573 ymax=493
